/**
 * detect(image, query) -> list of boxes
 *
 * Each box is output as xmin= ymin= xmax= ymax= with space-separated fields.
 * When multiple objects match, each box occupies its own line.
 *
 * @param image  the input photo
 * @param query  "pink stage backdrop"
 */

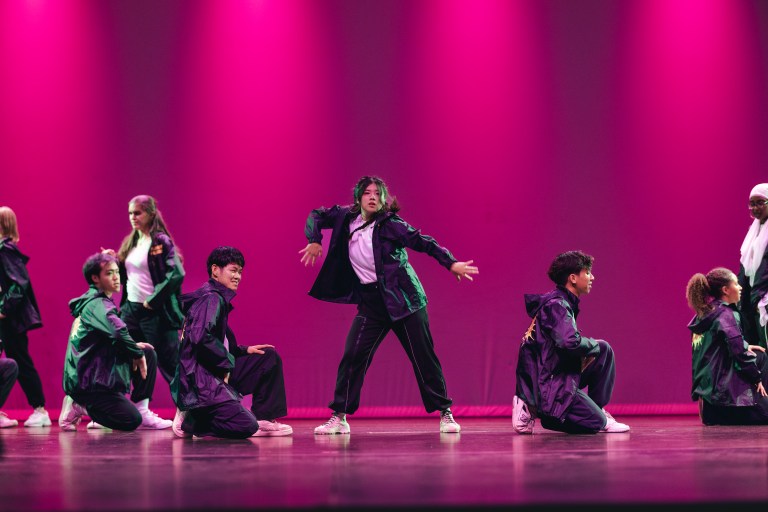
xmin=1 ymin=0 xmax=767 ymax=417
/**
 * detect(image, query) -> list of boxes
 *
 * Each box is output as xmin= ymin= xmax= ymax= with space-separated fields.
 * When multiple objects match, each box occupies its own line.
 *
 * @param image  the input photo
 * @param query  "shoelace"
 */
xmin=322 ymin=416 xmax=341 ymax=427
xmin=441 ymin=412 xmax=456 ymax=423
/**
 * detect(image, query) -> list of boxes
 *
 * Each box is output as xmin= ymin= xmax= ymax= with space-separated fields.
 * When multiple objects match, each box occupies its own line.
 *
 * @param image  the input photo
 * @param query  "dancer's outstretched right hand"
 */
xmin=299 ymin=243 xmax=323 ymax=267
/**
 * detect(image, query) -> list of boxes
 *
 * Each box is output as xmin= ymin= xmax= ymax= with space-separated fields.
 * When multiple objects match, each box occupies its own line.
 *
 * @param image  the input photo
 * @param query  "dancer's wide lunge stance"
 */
xmin=513 ymin=250 xmax=629 ymax=435
xmin=59 ymin=252 xmax=156 ymax=432
xmin=299 ymin=175 xmax=479 ymax=435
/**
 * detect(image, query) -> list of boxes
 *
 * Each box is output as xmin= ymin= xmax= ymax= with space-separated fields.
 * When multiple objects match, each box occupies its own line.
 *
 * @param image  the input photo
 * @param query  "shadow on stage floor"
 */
xmin=0 ymin=415 xmax=766 ymax=511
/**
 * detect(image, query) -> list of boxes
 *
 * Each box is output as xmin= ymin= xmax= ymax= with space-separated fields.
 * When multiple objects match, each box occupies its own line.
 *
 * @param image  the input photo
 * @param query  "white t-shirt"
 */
xmin=348 ymin=215 xmax=377 ymax=284
xmin=125 ymin=236 xmax=155 ymax=303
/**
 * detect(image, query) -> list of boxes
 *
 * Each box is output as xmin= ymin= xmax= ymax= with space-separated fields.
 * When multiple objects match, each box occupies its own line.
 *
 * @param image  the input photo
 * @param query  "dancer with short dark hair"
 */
xmin=171 ymin=246 xmax=291 ymax=439
xmin=513 ymin=250 xmax=629 ymax=435
xmin=59 ymin=252 xmax=155 ymax=432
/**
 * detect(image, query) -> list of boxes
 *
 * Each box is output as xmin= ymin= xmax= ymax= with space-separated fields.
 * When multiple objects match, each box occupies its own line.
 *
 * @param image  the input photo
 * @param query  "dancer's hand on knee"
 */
xmin=247 ymin=344 xmax=275 ymax=355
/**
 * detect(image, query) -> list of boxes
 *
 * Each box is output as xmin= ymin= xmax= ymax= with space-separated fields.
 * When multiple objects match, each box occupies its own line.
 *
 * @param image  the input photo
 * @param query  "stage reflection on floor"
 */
xmin=1 ymin=416 xmax=767 ymax=511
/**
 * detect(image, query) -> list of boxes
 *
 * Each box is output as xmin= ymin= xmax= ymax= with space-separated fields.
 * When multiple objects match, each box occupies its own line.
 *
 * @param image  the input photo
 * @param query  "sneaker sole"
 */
xmin=314 ymin=430 xmax=350 ymax=435
xmin=252 ymin=429 xmax=293 ymax=437
xmin=138 ymin=424 xmax=173 ymax=430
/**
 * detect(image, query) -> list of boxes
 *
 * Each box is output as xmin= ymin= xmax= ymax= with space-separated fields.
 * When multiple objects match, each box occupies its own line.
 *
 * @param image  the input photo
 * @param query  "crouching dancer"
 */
xmin=171 ymin=246 xmax=291 ymax=439
xmin=513 ymin=250 xmax=629 ymax=435
xmin=59 ymin=252 xmax=155 ymax=431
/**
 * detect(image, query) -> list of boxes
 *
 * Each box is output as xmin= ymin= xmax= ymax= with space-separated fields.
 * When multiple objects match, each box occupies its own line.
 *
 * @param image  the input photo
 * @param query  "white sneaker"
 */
xmin=135 ymin=399 xmax=172 ymax=430
xmin=87 ymin=421 xmax=108 ymax=430
xmin=0 ymin=411 xmax=18 ymax=428
xmin=172 ymin=408 xmax=191 ymax=438
xmin=253 ymin=419 xmax=293 ymax=437
xmin=439 ymin=409 xmax=461 ymax=433
xmin=59 ymin=395 xmax=85 ymax=432
xmin=600 ymin=409 xmax=630 ymax=433
xmin=314 ymin=413 xmax=350 ymax=435
xmin=512 ymin=395 xmax=534 ymax=435
xmin=24 ymin=407 xmax=52 ymax=427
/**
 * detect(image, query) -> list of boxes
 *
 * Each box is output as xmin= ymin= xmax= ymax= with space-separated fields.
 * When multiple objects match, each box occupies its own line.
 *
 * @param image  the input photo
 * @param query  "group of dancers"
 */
xmin=1 ymin=178 xmax=767 ymax=437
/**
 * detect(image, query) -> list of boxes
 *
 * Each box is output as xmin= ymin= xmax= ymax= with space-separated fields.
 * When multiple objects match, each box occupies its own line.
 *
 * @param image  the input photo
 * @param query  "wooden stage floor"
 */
xmin=0 ymin=415 xmax=766 ymax=512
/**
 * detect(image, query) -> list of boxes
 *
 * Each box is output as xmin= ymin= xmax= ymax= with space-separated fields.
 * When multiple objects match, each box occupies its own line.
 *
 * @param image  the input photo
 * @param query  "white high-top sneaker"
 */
xmin=314 ymin=412 xmax=350 ymax=435
xmin=135 ymin=399 xmax=172 ymax=429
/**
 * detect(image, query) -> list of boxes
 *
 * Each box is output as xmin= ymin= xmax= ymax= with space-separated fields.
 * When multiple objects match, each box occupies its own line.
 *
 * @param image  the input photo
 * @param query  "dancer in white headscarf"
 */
xmin=738 ymin=183 xmax=768 ymax=348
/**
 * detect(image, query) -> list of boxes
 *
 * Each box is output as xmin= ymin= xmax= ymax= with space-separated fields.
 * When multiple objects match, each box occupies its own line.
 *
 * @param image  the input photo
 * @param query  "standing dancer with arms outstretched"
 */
xmin=300 ymin=176 xmax=478 ymax=435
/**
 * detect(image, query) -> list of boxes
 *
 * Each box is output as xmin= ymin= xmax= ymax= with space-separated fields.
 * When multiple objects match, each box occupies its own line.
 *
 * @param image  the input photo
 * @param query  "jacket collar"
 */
xmin=206 ymin=278 xmax=237 ymax=305
xmin=555 ymin=285 xmax=580 ymax=316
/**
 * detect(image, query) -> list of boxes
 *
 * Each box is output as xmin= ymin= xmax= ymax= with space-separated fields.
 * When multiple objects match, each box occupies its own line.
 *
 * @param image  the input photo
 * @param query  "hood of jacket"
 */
xmin=687 ymin=300 xmax=728 ymax=335
xmin=68 ymin=286 xmax=106 ymax=318
xmin=524 ymin=286 xmax=580 ymax=319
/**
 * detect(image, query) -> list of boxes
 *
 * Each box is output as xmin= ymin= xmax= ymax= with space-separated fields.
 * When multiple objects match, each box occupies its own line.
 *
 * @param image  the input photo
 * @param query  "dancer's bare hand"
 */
xmin=133 ymin=355 xmax=148 ymax=380
xmin=247 ymin=344 xmax=275 ymax=355
xmin=299 ymin=243 xmax=323 ymax=267
xmin=450 ymin=260 xmax=479 ymax=282
xmin=757 ymin=381 xmax=767 ymax=397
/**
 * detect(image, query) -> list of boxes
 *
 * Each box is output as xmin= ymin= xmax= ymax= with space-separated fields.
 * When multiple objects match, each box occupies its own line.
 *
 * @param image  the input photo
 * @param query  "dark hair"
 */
xmin=117 ymin=195 xmax=182 ymax=262
xmin=206 ymin=246 xmax=245 ymax=277
xmin=82 ymin=252 xmax=119 ymax=285
xmin=547 ymin=250 xmax=594 ymax=286
xmin=686 ymin=267 xmax=736 ymax=318
xmin=351 ymin=175 xmax=400 ymax=216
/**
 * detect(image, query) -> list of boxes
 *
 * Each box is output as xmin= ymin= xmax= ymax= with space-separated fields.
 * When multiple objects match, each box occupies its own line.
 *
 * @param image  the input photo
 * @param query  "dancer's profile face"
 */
xmin=749 ymin=195 xmax=768 ymax=223
xmin=360 ymin=183 xmax=383 ymax=219
xmin=129 ymin=203 xmax=151 ymax=233
xmin=569 ymin=268 xmax=594 ymax=297
xmin=721 ymin=276 xmax=741 ymax=305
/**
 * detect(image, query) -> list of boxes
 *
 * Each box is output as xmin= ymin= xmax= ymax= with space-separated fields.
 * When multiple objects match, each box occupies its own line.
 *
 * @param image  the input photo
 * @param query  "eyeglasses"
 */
xmin=749 ymin=200 xmax=768 ymax=208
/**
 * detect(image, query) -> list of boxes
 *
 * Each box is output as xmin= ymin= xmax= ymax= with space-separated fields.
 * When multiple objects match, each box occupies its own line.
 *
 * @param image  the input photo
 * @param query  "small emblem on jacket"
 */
xmin=69 ymin=317 xmax=81 ymax=340
xmin=691 ymin=333 xmax=703 ymax=348
xmin=150 ymin=245 xmax=163 ymax=256
xmin=523 ymin=317 xmax=536 ymax=342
